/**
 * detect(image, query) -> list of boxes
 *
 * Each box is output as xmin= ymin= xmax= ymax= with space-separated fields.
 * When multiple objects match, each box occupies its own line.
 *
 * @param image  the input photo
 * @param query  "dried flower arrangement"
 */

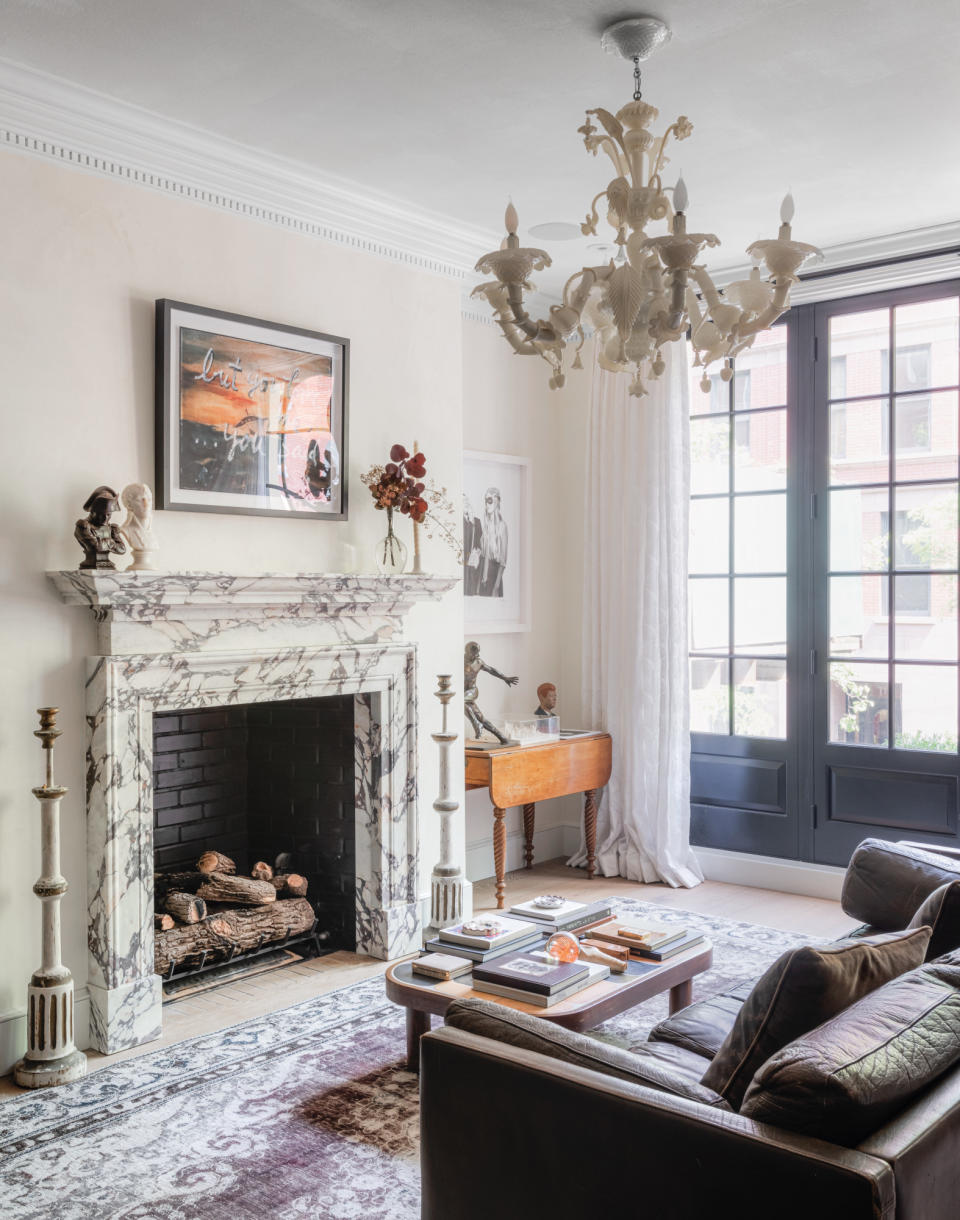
xmin=362 ymin=444 xmax=429 ymax=521
xmin=361 ymin=443 xmax=462 ymax=571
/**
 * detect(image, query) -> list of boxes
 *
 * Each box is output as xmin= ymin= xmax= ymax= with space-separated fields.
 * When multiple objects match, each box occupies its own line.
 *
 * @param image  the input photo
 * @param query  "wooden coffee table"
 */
xmin=385 ymin=940 xmax=712 ymax=1070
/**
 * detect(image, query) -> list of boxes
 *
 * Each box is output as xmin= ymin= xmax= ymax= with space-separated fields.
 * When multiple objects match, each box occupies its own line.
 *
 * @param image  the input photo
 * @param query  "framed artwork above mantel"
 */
xmin=463 ymin=450 xmax=531 ymax=634
xmin=155 ymin=300 xmax=349 ymax=519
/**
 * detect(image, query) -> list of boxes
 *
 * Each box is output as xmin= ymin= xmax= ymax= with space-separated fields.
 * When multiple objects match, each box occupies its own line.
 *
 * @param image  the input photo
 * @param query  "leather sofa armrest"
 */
xmin=420 ymin=1027 xmax=895 ymax=1220
xmin=858 ymin=1070 xmax=960 ymax=1220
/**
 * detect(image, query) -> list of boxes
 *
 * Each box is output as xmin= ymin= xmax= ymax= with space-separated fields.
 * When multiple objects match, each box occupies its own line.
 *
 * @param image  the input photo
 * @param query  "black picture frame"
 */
xmin=155 ymin=299 xmax=349 ymax=520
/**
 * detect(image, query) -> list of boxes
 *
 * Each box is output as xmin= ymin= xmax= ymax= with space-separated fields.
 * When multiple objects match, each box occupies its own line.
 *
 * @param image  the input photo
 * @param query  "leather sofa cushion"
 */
xmin=647 ymin=980 xmax=754 ymax=1059
xmin=444 ymin=997 xmax=731 ymax=1109
xmin=842 ymin=838 xmax=960 ymax=930
xmin=741 ymin=954 xmax=960 ymax=1145
xmin=701 ymin=927 xmax=932 ymax=1109
xmin=908 ymin=880 xmax=960 ymax=960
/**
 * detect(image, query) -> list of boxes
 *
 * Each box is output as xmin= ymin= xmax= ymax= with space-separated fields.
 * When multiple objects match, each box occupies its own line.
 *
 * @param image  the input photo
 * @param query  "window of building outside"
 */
xmin=827 ymin=298 xmax=958 ymax=755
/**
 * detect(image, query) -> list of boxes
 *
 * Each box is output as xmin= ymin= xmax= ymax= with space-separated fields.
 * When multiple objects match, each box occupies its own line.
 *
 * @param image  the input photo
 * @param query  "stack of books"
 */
xmin=411 ymin=953 xmax=474 ymax=981
xmin=422 ymin=915 xmax=544 ymax=964
xmin=472 ymin=949 xmax=609 ymax=1008
xmin=507 ymin=897 xmax=615 ymax=934
xmin=586 ymin=918 xmax=704 ymax=961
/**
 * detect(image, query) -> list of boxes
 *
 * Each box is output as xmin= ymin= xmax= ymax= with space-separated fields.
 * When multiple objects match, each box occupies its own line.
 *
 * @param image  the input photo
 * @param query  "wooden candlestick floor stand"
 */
xmin=14 ymin=708 xmax=88 ymax=1088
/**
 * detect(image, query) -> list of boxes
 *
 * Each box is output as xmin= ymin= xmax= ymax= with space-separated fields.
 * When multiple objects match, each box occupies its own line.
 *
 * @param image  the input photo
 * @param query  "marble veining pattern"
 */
xmin=48 ymin=570 xmax=458 ymax=654
xmin=85 ymin=642 xmax=420 ymax=1054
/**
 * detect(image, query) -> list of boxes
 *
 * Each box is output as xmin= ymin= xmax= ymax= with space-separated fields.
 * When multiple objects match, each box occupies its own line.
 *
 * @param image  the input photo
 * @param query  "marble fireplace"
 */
xmin=48 ymin=572 xmax=457 ymax=1055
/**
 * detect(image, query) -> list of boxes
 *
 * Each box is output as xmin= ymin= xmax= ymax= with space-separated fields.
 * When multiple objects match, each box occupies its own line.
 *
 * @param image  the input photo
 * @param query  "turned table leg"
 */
xmin=669 ymin=979 xmax=692 ymax=1016
xmin=584 ymin=788 xmax=599 ymax=879
xmin=523 ymin=803 xmax=536 ymax=869
xmin=493 ymin=805 xmax=507 ymax=909
xmin=406 ymin=1009 xmax=431 ymax=1071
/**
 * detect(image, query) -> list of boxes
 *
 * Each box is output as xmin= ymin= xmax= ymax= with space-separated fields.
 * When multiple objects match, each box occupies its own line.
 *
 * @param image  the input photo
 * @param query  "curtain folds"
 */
xmin=569 ymin=344 xmax=703 ymax=888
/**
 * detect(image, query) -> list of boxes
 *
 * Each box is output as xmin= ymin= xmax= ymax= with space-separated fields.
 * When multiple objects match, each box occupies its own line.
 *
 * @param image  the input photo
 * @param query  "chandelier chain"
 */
xmin=632 ymin=56 xmax=642 ymax=101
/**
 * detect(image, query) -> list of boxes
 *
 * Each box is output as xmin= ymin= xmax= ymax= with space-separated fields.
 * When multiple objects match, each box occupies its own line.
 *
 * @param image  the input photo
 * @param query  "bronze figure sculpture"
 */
xmin=75 ymin=485 xmax=126 ymax=570
xmin=464 ymin=640 xmax=518 ymax=744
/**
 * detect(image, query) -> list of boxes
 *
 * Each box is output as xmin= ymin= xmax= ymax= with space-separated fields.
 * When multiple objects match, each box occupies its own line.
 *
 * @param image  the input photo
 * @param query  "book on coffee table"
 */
xmin=630 ymin=930 xmax=706 ymax=961
xmin=411 ymin=953 xmax=474 ymax=981
xmin=438 ymin=916 xmax=538 ymax=951
xmin=586 ymin=920 xmax=687 ymax=953
xmin=472 ymin=951 xmax=589 ymax=996
xmin=508 ymin=897 xmax=588 ymax=923
xmin=422 ymin=930 xmax=545 ymax=963
xmin=473 ymin=962 xmax=610 ymax=1007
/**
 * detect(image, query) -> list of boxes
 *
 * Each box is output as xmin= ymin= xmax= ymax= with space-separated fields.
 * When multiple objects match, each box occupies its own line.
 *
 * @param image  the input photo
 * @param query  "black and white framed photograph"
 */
xmin=156 ymin=300 xmax=348 ymax=519
xmin=463 ymin=450 xmax=531 ymax=633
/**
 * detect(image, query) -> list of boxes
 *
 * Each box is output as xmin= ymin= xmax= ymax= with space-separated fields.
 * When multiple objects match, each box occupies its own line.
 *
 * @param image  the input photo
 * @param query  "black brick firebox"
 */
xmin=152 ymin=695 xmax=356 ymax=949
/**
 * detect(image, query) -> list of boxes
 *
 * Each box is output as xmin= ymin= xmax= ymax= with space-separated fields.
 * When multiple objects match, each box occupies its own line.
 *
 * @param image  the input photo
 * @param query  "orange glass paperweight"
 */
xmin=544 ymin=931 xmax=580 ymax=963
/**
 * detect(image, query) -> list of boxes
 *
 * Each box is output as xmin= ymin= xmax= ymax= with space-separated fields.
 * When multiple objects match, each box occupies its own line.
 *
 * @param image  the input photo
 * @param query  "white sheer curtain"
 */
xmin=569 ymin=343 xmax=703 ymax=888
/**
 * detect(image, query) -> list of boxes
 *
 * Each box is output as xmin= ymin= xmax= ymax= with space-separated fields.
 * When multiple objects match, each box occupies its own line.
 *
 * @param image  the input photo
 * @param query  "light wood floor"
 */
xmin=0 ymin=858 xmax=851 ymax=1099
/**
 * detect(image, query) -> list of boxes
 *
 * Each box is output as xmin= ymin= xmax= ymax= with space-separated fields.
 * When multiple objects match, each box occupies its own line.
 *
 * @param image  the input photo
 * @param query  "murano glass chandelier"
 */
xmin=473 ymin=16 xmax=821 ymax=397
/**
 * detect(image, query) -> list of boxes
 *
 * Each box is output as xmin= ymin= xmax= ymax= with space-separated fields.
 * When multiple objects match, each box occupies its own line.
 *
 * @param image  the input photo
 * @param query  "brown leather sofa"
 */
xmin=419 ymin=839 xmax=960 ymax=1220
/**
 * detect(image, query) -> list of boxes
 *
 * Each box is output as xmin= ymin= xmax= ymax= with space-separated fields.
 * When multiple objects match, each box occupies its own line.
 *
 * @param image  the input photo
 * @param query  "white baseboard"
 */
xmin=465 ymin=823 xmax=581 ymax=883
xmin=694 ymin=847 xmax=845 ymax=901
xmin=0 ymin=987 xmax=91 ymax=1078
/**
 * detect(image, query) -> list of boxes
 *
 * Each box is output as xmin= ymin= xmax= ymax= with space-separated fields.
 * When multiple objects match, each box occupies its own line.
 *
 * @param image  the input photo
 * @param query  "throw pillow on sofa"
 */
xmin=740 ymin=953 xmax=960 ymax=1144
xmin=700 ymin=926 xmax=932 ymax=1109
xmin=908 ymin=880 xmax=960 ymax=960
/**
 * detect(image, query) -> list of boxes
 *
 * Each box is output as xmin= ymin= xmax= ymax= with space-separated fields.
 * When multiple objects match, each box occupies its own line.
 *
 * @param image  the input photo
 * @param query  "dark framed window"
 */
xmin=689 ymin=278 xmax=960 ymax=866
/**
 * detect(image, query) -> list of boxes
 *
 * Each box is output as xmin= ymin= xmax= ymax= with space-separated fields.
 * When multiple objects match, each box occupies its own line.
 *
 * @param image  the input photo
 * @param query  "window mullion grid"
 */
xmin=888 ymin=308 xmax=895 ymax=748
xmin=728 ymin=376 xmax=736 ymax=737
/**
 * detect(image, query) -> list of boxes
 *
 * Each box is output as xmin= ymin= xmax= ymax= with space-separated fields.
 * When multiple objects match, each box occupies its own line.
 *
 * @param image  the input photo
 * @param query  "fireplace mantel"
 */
xmin=48 ymin=570 xmax=459 ymax=653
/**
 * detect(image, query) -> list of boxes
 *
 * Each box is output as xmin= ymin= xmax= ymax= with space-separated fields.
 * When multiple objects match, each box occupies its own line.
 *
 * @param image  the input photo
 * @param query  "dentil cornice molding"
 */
xmin=0 ymin=55 xmax=955 ymax=312
xmin=0 ymin=56 xmax=497 ymax=284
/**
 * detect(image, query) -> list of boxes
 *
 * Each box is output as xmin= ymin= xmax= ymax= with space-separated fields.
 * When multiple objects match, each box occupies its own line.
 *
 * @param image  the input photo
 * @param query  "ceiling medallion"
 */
xmin=473 ymin=16 xmax=821 ymax=397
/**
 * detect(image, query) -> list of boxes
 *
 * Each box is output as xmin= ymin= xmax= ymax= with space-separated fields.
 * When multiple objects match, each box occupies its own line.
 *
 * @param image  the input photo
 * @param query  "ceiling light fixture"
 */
xmin=472 ymin=15 xmax=821 ymax=396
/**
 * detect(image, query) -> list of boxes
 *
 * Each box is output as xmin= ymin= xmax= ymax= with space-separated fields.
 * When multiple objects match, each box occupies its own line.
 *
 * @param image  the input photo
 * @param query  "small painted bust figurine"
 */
xmin=464 ymin=640 xmax=519 ymax=745
xmin=75 ymin=486 xmax=126 ymax=571
xmin=534 ymin=682 xmax=558 ymax=719
xmin=119 ymin=482 xmax=159 ymax=571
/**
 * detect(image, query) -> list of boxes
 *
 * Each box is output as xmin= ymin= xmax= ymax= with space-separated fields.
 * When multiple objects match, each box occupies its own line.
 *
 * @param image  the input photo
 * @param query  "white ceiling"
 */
xmin=4 ymin=0 xmax=960 ymax=294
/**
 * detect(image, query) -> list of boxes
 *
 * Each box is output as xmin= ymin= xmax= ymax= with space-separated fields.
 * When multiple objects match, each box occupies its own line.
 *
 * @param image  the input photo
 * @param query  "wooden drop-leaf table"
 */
xmin=465 ymin=732 xmax=612 ymax=909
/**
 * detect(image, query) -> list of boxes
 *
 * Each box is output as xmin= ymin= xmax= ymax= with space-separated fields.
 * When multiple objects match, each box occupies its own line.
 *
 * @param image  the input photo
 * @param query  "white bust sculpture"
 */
xmin=119 ymin=483 xmax=159 ymax=570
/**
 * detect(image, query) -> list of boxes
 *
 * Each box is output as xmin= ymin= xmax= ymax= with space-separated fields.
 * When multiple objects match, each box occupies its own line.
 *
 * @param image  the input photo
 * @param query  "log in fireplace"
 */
xmin=152 ymin=695 xmax=355 ymax=983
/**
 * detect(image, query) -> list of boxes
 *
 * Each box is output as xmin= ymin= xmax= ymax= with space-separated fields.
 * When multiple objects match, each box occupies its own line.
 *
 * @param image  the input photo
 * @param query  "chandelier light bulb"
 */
xmin=504 ymin=201 xmax=519 ymax=236
xmin=779 ymin=192 xmax=795 ymax=225
xmin=674 ymin=176 xmax=689 ymax=213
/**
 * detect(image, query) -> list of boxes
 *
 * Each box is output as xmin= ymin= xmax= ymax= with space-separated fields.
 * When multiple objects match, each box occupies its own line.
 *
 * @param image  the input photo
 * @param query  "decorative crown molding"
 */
xmin=0 ymin=56 xmax=497 ymax=284
xmin=0 ymin=56 xmax=955 ymax=315
xmin=710 ymin=221 xmax=960 ymax=303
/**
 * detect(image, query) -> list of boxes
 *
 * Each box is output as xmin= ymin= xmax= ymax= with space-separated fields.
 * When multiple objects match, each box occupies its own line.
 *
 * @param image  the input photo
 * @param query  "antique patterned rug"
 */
xmin=0 ymin=899 xmax=820 ymax=1219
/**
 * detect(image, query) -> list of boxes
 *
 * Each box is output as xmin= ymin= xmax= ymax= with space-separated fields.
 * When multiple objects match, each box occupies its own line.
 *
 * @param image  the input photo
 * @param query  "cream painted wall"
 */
xmin=460 ymin=319 xmax=589 ymax=879
xmin=0 ymin=150 xmax=465 ymax=1069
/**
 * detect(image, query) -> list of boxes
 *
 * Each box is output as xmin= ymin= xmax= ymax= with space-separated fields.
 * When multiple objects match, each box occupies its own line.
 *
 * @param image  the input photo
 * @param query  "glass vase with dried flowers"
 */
xmin=362 ymin=444 xmax=428 ymax=574
xmin=361 ymin=444 xmax=463 ymax=574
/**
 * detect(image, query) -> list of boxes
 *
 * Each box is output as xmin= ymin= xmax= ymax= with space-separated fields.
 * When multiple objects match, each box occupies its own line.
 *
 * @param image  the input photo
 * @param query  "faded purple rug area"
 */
xmin=0 ymin=900 xmax=812 ymax=1219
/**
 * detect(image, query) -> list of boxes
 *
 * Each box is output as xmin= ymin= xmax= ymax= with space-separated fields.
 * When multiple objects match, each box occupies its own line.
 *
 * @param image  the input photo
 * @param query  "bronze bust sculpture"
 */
xmin=75 ymin=486 xmax=126 ymax=570
xmin=464 ymin=641 xmax=518 ymax=745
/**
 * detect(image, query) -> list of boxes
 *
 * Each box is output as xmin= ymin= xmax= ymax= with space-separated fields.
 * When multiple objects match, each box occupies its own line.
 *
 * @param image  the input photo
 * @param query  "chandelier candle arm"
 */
xmin=427 ymin=675 xmax=471 ymax=932
xmin=473 ymin=15 xmax=821 ymax=398
xmin=14 ymin=708 xmax=88 ymax=1088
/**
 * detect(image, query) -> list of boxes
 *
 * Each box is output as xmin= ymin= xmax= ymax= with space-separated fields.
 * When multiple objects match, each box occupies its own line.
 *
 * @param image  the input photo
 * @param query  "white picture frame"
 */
xmin=463 ymin=450 xmax=532 ymax=634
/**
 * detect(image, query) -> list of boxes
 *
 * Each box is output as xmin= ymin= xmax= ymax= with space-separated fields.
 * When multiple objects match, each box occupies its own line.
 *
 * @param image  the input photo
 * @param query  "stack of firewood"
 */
xmin=153 ymin=851 xmax=313 ymax=976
